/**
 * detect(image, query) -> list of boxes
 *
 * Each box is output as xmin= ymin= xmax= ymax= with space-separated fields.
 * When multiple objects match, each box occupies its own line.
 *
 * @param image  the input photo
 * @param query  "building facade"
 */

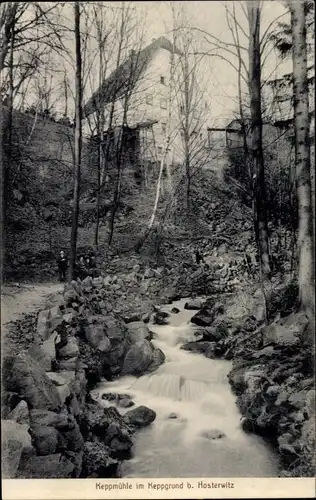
xmin=84 ymin=37 xmax=210 ymax=168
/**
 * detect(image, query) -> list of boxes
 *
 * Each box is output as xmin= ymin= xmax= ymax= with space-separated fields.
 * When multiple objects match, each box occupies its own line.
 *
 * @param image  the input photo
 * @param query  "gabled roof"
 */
xmin=84 ymin=36 xmax=179 ymax=117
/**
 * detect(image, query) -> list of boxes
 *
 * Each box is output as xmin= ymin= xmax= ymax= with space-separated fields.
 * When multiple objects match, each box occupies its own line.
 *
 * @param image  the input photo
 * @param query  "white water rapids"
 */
xmin=93 ymin=300 xmax=280 ymax=477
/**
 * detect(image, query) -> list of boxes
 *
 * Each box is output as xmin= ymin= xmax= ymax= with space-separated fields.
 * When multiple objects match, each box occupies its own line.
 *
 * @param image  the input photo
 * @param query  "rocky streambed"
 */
xmin=93 ymin=300 xmax=280 ymax=478
xmin=1 ymin=269 xmax=315 ymax=479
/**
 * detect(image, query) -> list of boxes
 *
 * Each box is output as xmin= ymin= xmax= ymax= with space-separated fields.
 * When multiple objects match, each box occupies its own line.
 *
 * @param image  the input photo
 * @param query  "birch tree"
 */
xmin=134 ymin=37 xmax=178 ymax=252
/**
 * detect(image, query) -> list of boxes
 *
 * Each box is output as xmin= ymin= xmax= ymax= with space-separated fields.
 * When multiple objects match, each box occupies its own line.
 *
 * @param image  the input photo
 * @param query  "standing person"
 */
xmin=89 ymin=255 xmax=98 ymax=278
xmin=76 ymin=255 xmax=87 ymax=280
xmin=85 ymin=256 xmax=92 ymax=276
xmin=57 ymin=250 xmax=68 ymax=282
xmin=195 ymin=246 xmax=205 ymax=266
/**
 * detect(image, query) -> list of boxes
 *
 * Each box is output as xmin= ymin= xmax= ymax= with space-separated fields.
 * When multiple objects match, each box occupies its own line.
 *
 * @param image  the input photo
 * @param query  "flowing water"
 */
xmin=94 ymin=300 xmax=280 ymax=478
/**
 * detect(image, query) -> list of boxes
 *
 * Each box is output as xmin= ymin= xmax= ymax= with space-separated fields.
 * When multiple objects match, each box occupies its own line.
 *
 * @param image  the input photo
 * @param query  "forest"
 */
xmin=1 ymin=0 xmax=315 ymax=488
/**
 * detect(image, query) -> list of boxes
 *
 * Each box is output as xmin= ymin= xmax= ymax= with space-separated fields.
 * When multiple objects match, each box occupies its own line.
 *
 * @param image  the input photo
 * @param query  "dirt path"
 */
xmin=1 ymin=282 xmax=63 ymax=331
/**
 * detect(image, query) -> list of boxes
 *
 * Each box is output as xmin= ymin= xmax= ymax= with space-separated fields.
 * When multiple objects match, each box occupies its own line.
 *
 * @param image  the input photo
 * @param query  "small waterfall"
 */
xmin=95 ymin=298 xmax=280 ymax=477
xmin=130 ymin=373 xmax=209 ymax=402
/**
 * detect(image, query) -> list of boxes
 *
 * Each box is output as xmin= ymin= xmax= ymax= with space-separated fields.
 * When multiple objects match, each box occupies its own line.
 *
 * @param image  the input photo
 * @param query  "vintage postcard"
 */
xmin=1 ymin=0 xmax=315 ymax=499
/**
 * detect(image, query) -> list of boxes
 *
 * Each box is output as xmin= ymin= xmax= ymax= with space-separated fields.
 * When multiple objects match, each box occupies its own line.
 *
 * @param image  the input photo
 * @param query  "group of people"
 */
xmin=56 ymin=250 xmax=98 ymax=282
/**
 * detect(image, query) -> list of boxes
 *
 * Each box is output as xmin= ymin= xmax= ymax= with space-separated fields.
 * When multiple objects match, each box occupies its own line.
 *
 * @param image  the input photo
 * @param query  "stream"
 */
xmin=93 ymin=299 xmax=280 ymax=478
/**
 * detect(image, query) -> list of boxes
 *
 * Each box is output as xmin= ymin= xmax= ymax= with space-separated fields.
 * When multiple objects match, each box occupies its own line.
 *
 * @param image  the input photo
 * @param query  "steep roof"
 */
xmin=84 ymin=36 xmax=179 ymax=117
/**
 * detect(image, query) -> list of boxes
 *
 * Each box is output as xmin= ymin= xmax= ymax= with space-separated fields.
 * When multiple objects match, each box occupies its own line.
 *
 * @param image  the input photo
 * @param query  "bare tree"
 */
xmin=68 ymin=1 xmax=82 ymax=281
xmin=0 ymin=2 xmax=68 ymax=103
xmin=247 ymin=1 xmax=271 ymax=277
xmin=106 ymin=4 xmax=147 ymax=245
xmin=172 ymin=8 xmax=210 ymax=212
xmin=134 ymin=28 xmax=180 ymax=252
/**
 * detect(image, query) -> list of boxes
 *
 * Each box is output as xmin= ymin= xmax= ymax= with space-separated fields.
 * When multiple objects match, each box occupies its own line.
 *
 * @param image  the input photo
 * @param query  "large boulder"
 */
xmin=147 ymin=348 xmax=166 ymax=373
xmin=106 ymin=422 xmax=134 ymax=453
xmin=123 ymin=312 xmax=142 ymax=324
xmin=81 ymin=442 xmax=118 ymax=478
xmin=261 ymin=312 xmax=309 ymax=347
xmin=1 ymin=392 xmax=21 ymax=418
xmin=190 ymin=302 xmax=215 ymax=327
xmin=81 ymin=316 xmax=129 ymax=379
xmin=61 ymin=421 xmax=84 ymax=452
xmin=84 ymin=318 xmax=111 ymax=352
xmin=46 ymin=371 xmax=76 ymax=405
xmin=153 ymin=310 xmax=170 ymax=325
xmin=201 ymin=326 xmax=224 ymax=342
xmin=104 ymin=316 xmax=129 ymax=366
xmin=127 ymin=321 xmax=152 ymax=343
xmin=29 ymin=409 xmax=74 ymax=431
xmin=184 ymin=299 xmax=204 ymax=310
xmin=171 ymin=307 xmax=180 ymax=314
xmin=181 ymin=341 xmax=216 ymax=358
xmin=46 ymin=371 xmax=75 ymax=388
xmin=2 ymin=419 xmax=33 ymax=478
xmin=30 ymin=425 xmax=60 ymax=456
xmin=80 ymin=403 xmax=134 ymax=453
xmin=17 ymin=453 xmax=75 ymax=478
xmin=63 ymin=288 xmax=80 ymax=307
xmin=3 ymin=354 xmax=61 ymax=410
xmin=8 ymin=400 xmax=29 ymax=426
xmin=123 ymin=406 xmax=156 ymax=428
xmin=37 ymin=307 xmax=64 ymax=341
xmin=122 ymin=340 xmax=153 ymax=376
xmin=78 ymin=342 xmax=107 ymax=384
xmin=28 ymin=341 xmax=54 ymax=372
xmin=227 ymin=363 xmax=249 ymax=395
xmin=57 ymin=337 xmax=79 ymax=358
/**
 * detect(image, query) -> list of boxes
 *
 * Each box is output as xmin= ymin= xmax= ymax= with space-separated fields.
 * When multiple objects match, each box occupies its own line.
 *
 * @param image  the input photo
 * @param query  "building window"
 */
xmin=180 ymin=105 xmax=184 ymax=115
xmin=160 ymin=98 xmax=167 ymax=109
xmin=160 ymin=76 xmax=165 ymax=85
xmin=161 ymin=122 xmax=167 ymax=134
xmin=146 ymin=94 xmax=153 ymax=105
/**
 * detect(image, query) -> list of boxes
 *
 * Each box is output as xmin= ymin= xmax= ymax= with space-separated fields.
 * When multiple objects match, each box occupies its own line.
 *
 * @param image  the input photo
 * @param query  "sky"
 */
xmin=16 ymin=1 xmax=292 ymax=127
xmin=134 ymin=0 xmax=291 ymax=125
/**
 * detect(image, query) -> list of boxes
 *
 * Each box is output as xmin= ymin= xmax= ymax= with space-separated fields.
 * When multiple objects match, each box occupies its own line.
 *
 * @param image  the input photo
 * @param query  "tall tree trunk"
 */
xmin=134 ymin=153 xmax=165 ymax=253
xmin=183 ymin=53 xmax=191 ymax=212
xmin=247 ymin=1 xmax=271 ymax=277
xmin=108 ymin=127 xmax=124 ymax=246
xmin=69 ymin=1 xmax=82 ymax=281
xmin=233 ymin=8 xmax=251 ymax=188
xmin=94 ymin=132 xmax=101 ymax=247
xmin=290 ymin=1 xmax=315 ymax=321
xmin=64 ymin=72 xmax=68 ymax=117
xmin=0 ymin=2 xmax=18 ymax=73
xmin=2 ymin=22 xmax=15 ymax=260
xmin=94 ymin=16 xmax=103 ymax=248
